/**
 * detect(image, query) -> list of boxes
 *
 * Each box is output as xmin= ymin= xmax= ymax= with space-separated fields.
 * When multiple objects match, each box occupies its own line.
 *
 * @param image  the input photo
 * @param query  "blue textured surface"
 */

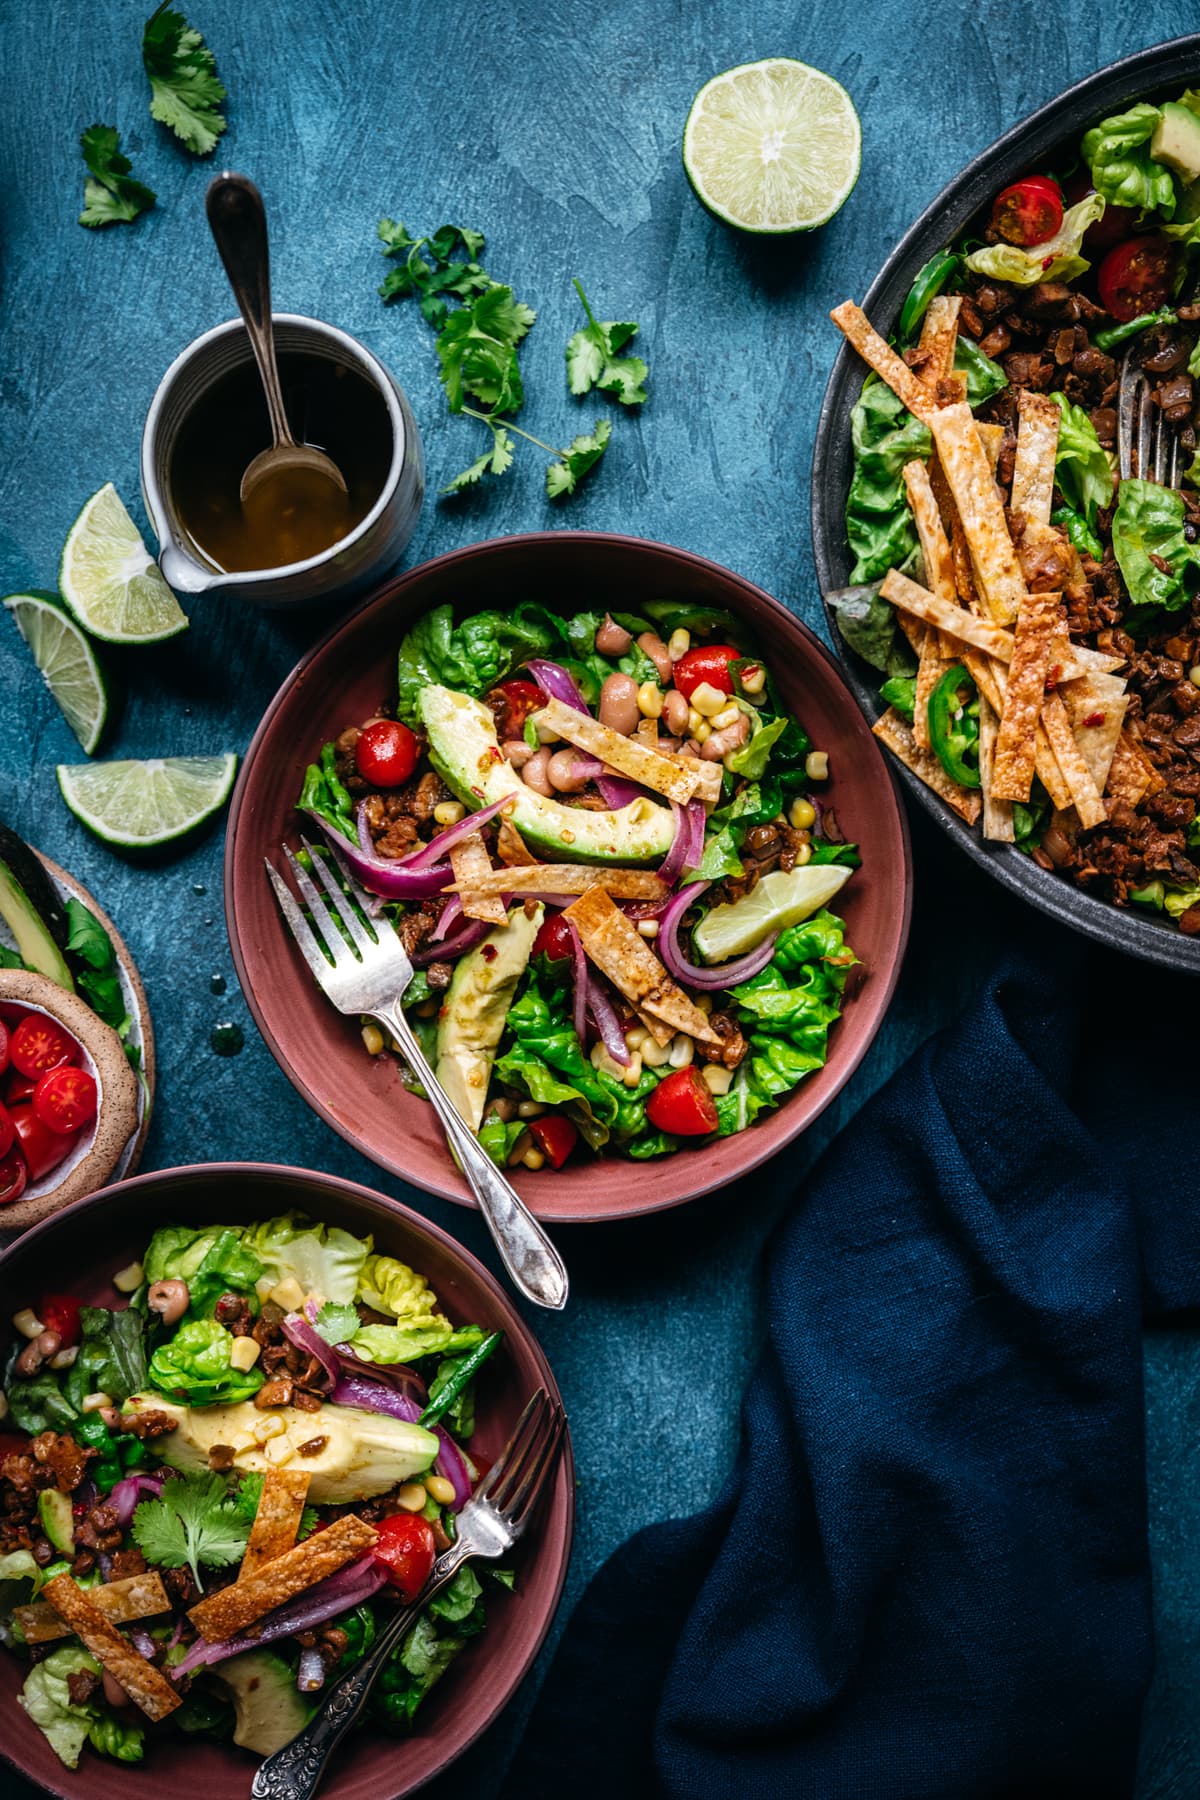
xmin=0 ymin=3 xmax=1197 ymax=1793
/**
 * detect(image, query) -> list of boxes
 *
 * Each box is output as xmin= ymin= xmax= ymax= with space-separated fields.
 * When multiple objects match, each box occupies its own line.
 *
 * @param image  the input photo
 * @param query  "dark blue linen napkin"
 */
xmin=505 ymin=945 xmax=1199 ymax=1799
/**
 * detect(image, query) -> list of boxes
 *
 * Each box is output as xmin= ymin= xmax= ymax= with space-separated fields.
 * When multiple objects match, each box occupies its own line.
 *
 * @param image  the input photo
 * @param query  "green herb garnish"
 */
xmin=565 ymin=280 xmax=648 ymax=405
xmin=142 ymin=3 xmax=227 ymax=155
xmin=78 ymin=126 xmax=156 ymax=229
xmin=131 ymin=1472 xmax=250 ymax=1591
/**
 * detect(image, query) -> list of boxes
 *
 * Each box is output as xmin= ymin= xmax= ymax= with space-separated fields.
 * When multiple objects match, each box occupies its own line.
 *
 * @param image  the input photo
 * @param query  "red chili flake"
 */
xmin=1042 ymin=256 xmax=1054 ymax=269
xmin=481 ymin=943 xmax=497 ymax=962
xmin=1082 ymin=710 xmax=1106 ymax=727
xmin=1045 ymin=663 xmax=1063 ymax=692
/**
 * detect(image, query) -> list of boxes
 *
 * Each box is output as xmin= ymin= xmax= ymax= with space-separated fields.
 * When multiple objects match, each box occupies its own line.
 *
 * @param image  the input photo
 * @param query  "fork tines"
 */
xmin=477 ymin=1388 xmax=567 ymax=1532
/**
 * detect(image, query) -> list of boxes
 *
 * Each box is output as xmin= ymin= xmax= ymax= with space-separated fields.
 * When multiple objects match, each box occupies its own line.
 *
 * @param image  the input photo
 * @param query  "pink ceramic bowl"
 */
xmin=225 ymin=532 xmax=912 ymax=1222
xmin=0 ymin=1162 xmax=573 ymax=1800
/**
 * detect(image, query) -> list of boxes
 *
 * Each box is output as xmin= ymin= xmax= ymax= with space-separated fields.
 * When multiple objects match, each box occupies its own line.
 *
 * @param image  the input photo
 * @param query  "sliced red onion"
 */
xmin=330 ymin=1374 xmax=424 ymax=1423
xmin=172 ymin=1558 xmax=389 ymax=1678
xmin=400 ymin=794 xmax=510 ymax=871
xmin=657 ymin=881 xmax=779 ymax=990
xmin=110 ymin=1471 xmax=167 ymax=1529
xmin=657 ymin=800 xmax=706 ymax=889
xmin=431 ymin=894 xmax=463 ymax=943
xmin=283 ymin=1313 xmax=339 ymax=1389
xmin=587 ymin=974 xmax=631 ymax=1066
xmin=525 ymin=658 xmax=589 ymax=713
xmin=434 ymin=1428 xmax=473 ymax=1511
xmin=413 ymin=916 xmax=493 ymax=965
xmin=562 ymin=754 xmax=604 ymax=782
xmin=297 ymin=1646 xmax=326 ymax=1692
xmin=595 ymin=775 xmax=644 ymax=810
xmin=333 ymin=1347 xmax=426 ymax=1400
xmin=567 ymin=920 xmax=588 ymax=1046
xmin=130 ymin=1627 xmax=157 ymax=1660
xmin=305 ymin=810 xmax=452 ymax=900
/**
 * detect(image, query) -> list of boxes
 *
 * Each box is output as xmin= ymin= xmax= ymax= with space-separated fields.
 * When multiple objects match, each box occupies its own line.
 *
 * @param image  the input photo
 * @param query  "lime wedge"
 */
xmin=694 ymin=863 xmax=852 ymax=962
xmin=59 ymin=483 xmax=188 ymax=645
xmin=57 ymin=754 xmax=238 ymax=848
xmin=683 ymin=58 xmax=861 ymax=233
xmin=4 ymin=591 xmax=110 ymax=754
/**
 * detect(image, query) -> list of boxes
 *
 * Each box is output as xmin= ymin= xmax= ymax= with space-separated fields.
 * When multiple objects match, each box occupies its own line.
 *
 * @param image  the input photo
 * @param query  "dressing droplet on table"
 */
xmin=211 ymin=1022 xmax=243 ymax=1056
xmin=210 ymin=973 xmax=227 ymax=995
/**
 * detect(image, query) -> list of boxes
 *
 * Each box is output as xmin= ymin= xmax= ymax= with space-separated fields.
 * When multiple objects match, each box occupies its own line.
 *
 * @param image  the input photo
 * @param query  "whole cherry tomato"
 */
xmin=9 ymin=1105 xmax=76 ymax=1182
xmin=10 ymin=1015 xmax=78 ymax=1081
xmin=1063 ymin=171 xmax=1137 ymax=251
xmin=38 ymin=1293 xmax=82 ymax=1348
xmin=33 ymin=1066 xmax=98 ymax=1136
xmin=372 ymin=1510 xmax=437 ymax=1599
xmin=0 ymin=1101 xmax=13 ymax=1160
xmin=5 ymin=1072 xmax=36 ymax=1106
xmin=645 ymin=1066 xmax=719 ymax=1137
xmin=529 ymin=1115 xmax=578 ymax=1169
xmin=1097 ymin=236 xmax=1175 ymax=322
xmin=492 ymin=679 xmax=544 ymax=742
xmin=533 ymin=915 xmax=576 ymax=962
xmin=0 ymin=1147 xmax=26 ymax=1207
xmin=671 ymin=645 xmax=742 ymax=703
xmin=355 ymin=719 xmax=420 ymax=789
xmin=989 ymin=175 xmax=1063 ymax=248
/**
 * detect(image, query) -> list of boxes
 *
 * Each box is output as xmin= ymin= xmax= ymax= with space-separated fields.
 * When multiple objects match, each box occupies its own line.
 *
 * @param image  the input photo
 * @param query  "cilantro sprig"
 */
xmin=78 ymin=126 xmax=156 ymax=229
xmin=131 ymin=1471 xmax=250 ymax=1592
xmin=565 ymin=280 xmax=648 ymax=405
xmin=142 ymin=3 xmax=227 ymax=156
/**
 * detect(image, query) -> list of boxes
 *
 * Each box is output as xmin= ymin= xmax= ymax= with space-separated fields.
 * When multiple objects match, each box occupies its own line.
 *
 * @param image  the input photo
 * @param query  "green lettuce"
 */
xmin=826 ymin=582 xmax=898 ymax=672
xmin=352 ymin=1324 xmax=487 ymax=1365
xmin=845 ymin=374 xmax=932 ymax=584
xmin=1050 ymin=393 xmax=1114 ymax=527
xmin=18 ymin=1646 xmax=143 ymax=1768
xmin=953 ymin=335 xmax=1007 ymax=407
xmin=1051 ymin=506 xmax=1103 ymax=562
xmin=479 ymin=1113 xmax=526 ymax=1167
xmin=725 ymin=713 xmax=788 ymax=781
xmin=1111 ymin=479 xmax=1200 ymax=611
xmin=1082 ymin=104 xmax=1176 ymax=217
xmin=1164 ymin=881 xmax=1200 ymax=919
xmin=4 ymin=1343 xmax=78 ymax=1435
xmin=147 ymin=1319 xmax=264 ymax=1407
xmin=65 ymin=899 xmax=130 ymax=1039
xmin=240 ymin=1215 xmax=371 ymax=1306
xmin=63 ymin=1307 xmax=147 ymax=1411
xmin=298 ymin=743 xmax=357 ymax=844
xmin=395 ymin=601 xmax=563 ymax=724
xmin=965 ymin=193 xmax=1105 ymax=286
xmin=879 ymin=674 xmax=916 ymax=721
xmin=356 ymin=1254 xmax=445 ymax=1328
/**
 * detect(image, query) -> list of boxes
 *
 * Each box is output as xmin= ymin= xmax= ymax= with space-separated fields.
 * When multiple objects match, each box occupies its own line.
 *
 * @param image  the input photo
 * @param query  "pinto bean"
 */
xmin=699 ymin=713 xmax=751 ymax=761
xmin=548 ymin=749 xmax=592 ymax=793
xmin=599 ymin=673 xmax=640 ymax=735
xmin=636 ymin=632 xmax=673 ymax=683
xmin=102 ymin=1671 xmax=130 ymax=1710
xmin=14 ymin=1331 xmax=62 ymax=1379
xmin=147 ymin=1280 xmax=189 ymax=1326
xmin=521 ymin=746 xmax=555 ymax=796
xmin=663 ymin=689 xmax=690 ymax=736
xmin=502 ymin=738 xmax=533 ymax=769
xmin=595 ymin=614 xmax=633 ymax=655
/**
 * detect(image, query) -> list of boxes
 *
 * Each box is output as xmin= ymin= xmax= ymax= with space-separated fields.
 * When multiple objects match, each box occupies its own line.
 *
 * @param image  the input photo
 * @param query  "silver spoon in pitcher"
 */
xmin=205 ymin=172 xmax=349 ymax=507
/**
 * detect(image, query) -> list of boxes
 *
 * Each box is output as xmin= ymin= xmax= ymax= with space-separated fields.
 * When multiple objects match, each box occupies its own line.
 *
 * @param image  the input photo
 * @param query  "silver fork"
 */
xmin=265 ymin=840 xmax=568 ymax=1311
xmin=1116 ymin=308 xmax=1197 ymax=485
xmin=251 ymin=1387 xmax=567 ymax=1800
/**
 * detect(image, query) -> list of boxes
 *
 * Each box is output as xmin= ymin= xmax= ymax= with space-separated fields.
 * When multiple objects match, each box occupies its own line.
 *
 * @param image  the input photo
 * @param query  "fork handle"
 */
xmin=373 ymin=1000 xmax=569 ymax=1311
xmin=251 ymin=1543 xmax=469 ymax=1800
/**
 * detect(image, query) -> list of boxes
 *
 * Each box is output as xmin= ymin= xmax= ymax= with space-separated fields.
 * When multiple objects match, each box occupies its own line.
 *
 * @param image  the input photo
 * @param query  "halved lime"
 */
xmin=694 ymin=862 xmax=852 ymax=961
xmin=683 ymin=58 xmax=861 ymax=233
xmin=59 ymin=483 xmax=188 ymax=645
xmin=4 ymin=591 xmax=110 ymax=754
xmin=57 ymin=754 xmax=238 ymax=848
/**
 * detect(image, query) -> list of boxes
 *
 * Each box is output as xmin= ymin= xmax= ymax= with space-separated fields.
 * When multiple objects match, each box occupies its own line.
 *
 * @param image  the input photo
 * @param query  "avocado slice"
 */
xmin=418 ymin=684 xmax=676 ymax=865
xmin=211 ymin=1649 xmax=313 ymax=1756
xmin=36 ymin=1490 xmax=75 ymax=1557
xmin=1152 ymin=101 xmax=1200 ymax=185
xmin=0 ymin=823 xmax=73 ymax=991
xmin=435 ymin=904 xmax=542 ymax=1134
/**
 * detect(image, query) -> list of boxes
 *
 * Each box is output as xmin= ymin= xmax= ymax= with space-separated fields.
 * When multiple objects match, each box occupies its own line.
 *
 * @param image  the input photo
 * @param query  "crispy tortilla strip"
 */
xmin=976 ymin=420 xmax=1005 ymax=477
xmin=496 ymin=819 xmax=538 ymax=867
xmin=447 ymin=865 xmax=667 ymax=901
xmin=1061 ymin=672 xmax=1130 ymax=798
xmin=872 ymin=707 xmax=982 ymax=824
xmin=916 ymin=294 xmax=962 ymax=389
xmin=904 ymin=456 xmax=960 ymax=673
xmin=881 ymin=570 xmax=1013 ymax=661
xmin=992 ymin=590 xmax=1061 ymax=803
xmin=42 ymin=1575 xmax=181 ymax=1719
xmin=635 ymin=1007 xmax=675 ymax=1048
xmin=665 ymin=754 xmax=722 ymax=808
xmin=450 ymin=832 xmax=507 ymax=924
xmin=913 ymin=636 xmax=953 ymax=752
xmin=1106 ymin=731 xmax=1156 ymax=808
xmin=977 ymin=691 xmax=1015 ymax=842
xmin=189 ymin=1514 xmax=377 ymax=1643
xmin=1010 ymin=391 xmax=1060 ymax=526
xmin=241 ymin=1468 xmax=312 ymax=1580
xmin=830 ymin=302 xmax=936 ymax=423
xmin=960 ymin=647 xmax=1073 ymax=811
xmin=534 ymin=699 xmax=700 ymax=806
xmin=896 ymin=610 xmax=926 ymax=656
xmin=564 ymin=887 xmax=721 ymax=1044
xmin=635 ymin=719 xmax=659 ymax=748
xmin=17 ymin=1572 xmax=171 ymax=1646
xmin=930 ymin=455 xmax=980 ymax=614
xmin=1040 ymin=694 xmax=1107 ymax=829
xmin=929 ymin=403 xmax=1027 ymax=624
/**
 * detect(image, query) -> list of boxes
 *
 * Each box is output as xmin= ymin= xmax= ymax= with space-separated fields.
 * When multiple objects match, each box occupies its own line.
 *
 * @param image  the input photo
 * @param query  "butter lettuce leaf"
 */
xmin=395 ymin=602 xmax=564 ymax=725
xmin=18 ymin=1646 xmax=142 ymax=1768
xmin=356 ymin=1255 xmax=445 ymax=1327
xmin=1112 ymin=479 xmax=1200 ymax=611
xmin=1082 ymin=104 xmax=1176 ymax=217
xmin=952 ymin=335 xmax=1007 ymax=407
xmin=352 ymin=1323 xmax=487 ymax=1364
xmin=965 ymin=193 xmax=1105 ymax=286
xmin=240 ymin=1215 xmax=371 ymax=1307
xmin=1050 ymin=393 xmax=1114 ymax=528
xmin=845 ymin=374 xmax=931 ymax=584
xmin=147 ymin=1319 xmax=264 ymax=1407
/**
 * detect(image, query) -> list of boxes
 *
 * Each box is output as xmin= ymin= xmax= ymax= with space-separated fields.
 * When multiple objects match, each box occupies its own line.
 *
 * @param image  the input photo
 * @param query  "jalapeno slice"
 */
xmin=927 ymin=663 xmax=981 ymax=789
xmin=897 ymin=251 xmax=961 ymax=345
xmin=1092 ymin=307 xmax=1177 ymax=354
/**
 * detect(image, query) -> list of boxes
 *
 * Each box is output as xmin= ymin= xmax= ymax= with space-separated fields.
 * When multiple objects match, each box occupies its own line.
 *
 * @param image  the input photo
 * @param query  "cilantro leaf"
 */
xmin=565 ymin=280 xmax=648 ymax=406
xmin=435 ymin=286 xmax=534 ymax=415
xmin=132 ymin=1472 xmax=250 ymax=1591
xmin=78 ymin=125 xmax=156 ymax=229
xmin=142 ymin=3 xmax=227 ymax=156
xmin=546 ymin=419 xmax=612 ymax=498
xmin=442 ymin=425 xmax=515 ymax=494
xmin=314 ymin=1301 xmax=359 ymax=1346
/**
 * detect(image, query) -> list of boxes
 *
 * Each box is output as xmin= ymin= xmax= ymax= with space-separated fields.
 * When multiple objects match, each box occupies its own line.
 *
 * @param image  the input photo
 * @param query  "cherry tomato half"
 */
xmin=38 ymin=1293 xmax=83 ymax=1349
xmin=671 ymin=645 xmax=742 ymax=703
xmin=10 ymin=1015 xmax=78 ymax=1081
xmin=0 ymin=1147 xmax=27 ymax=1207
xmin=9 ymin=1105 xmax=76 ymax=1182
xmin=373 ymin=1510 xmax=437 ymax=1599
xmin=0 ymin=1020 xmax=9 ymax=1078
xmin=1097 ymin=236 xmax=1175 ymax=322
xmin=33 ymin=1065 xmax=98 ymax=1136
xmin=645 ymin=1066 xmax=719 ymax=1137
xmin=492 ymin=678 xmax=544 ymax=742
xmin=355 ymin=718 xmax=420 ymax=789
xmin=989 ymin=175 xmax=1063 ymax=248
xmin=529 ymin=1115 xmax=578 ymax=1169
xmin=533 ymin=914 xmax=576 ymax=963
xmin=0 ymin=1431 xmax=31 ymax=1461
xmin=1063 ymin=172 xmax=1137 ymax=252
xmin=0 ymin=1101 xmax=13 ymax=1161
xmin=5 ymin=1072 xmax=36 ymax=1106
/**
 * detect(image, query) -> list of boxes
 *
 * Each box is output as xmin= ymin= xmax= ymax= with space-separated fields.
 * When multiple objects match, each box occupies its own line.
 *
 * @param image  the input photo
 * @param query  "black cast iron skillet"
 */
xmin=812 ymin=33 xmax=1200 ymax=974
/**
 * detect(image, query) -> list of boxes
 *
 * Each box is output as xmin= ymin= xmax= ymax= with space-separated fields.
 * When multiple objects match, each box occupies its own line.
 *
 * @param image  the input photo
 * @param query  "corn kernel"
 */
xmin=12 ymin=1310 xmax=43 ymax=1340
xmin=668 ymin=1034 xmax=694 ymax=1069
xmin=686 ymin=708 xmax=705 ymax=736
xmin=710 ymin=704 xmax=740 ymax=731
xmin=81 ymin=1392 xmax=113 ymax=1413
xmin=740 ymin=662 xmax=766 ymax=696
xmin=667 ymin=628 xmax=690 ymax=661
xmin=517 ymin=1100 xmax=546 ymax=1119
xmin=112 ymin=1261 xmax=144 ymax=1294
xmin=641 ymin=1035 xmax=671 ymax=1068
xmin=255 ymin=1276 xmax=276 ymax=1303
xmin=264 ymin=1436 xmax=295 ymax=1466
xmin=691 ymin=681 xmax=726 ymax=718
xmin=433 ymin=800 xmax=466 ymax=826
xmin=253 ymin=1414 xmax=287 ymax=1444
xmin=231 ymin=1432 xmax=256 ymax=1453
xmin=793 ymin=841 xmax=813 ymax=866
xmin=49 ymin=1347 xmax=78 ymax=1370
xmin=1190 ymin=664 xmax=1200 ymax=688
xmin=269 ymin=1277 xmax=305 ymax=1311
xmin=693 ymin=992 xmax=713 ymax=1014
xmin=361 ymin=1022 xmax=385 ymax=1056
xmin=805 ymin=751 xmax=829 ymax=781
xmin=789 ymin=797 xmax=817 ymax=831
xmin=396 ymin=1483 xmax=427 ymax=1512
xmin=506 ymin=1130 xmax=534 ymax=1167
xmin=637 ymin=919 xmax=659 ymax=939
xmin=622 ymin=1052 xmax=644 ymax=1088
xmin=691 ymin=720 xmax=712 ymax=744
xmin=637 ymin=681 xmax=664 ymax=719
xmin=230 ymin=1336 xmax=262 ymax=1373
xmin=624 ymin=1025 xmax=648 ymax=1050
xmin=589 ymin=1042 xmax=626 ymax=1079
xmin=535 ymin=720 xmax=561 ymax=743
xmin=425 ymin=1475 xmax=457 ymax=1506
xmin=521 ymin=1146 xmax=546 ymax=1170
xmin=701 ymin=1065 xmax=734 ymax=1096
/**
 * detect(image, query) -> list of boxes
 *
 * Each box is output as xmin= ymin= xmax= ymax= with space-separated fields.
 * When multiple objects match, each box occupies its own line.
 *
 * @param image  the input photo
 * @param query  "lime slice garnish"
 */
xmin=683 ymin=58 xmax=861 ymax=234
xmin=57 ymin=754 xmax=238 ymax=848
xmin=693 ymin=862 xmax=852 ymax=961
xmin=4 ymin=591 xmax=110 ymax=755
xmin=59 ymin=483 xmax=188 ymax=645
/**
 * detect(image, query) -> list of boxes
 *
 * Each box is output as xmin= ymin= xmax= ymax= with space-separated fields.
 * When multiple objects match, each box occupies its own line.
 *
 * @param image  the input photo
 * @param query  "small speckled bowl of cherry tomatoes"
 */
xmin=0 ymin=970 xmax=141 ymax=1232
